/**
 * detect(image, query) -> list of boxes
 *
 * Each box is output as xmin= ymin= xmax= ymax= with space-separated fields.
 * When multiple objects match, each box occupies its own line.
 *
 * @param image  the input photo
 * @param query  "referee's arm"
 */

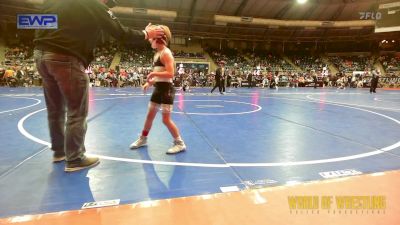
xmin=84 ymin=0 xmax=146 ymax=43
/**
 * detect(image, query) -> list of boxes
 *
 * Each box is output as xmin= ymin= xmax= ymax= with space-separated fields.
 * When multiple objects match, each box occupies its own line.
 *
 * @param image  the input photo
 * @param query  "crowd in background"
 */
xmin=91 ymin=43 xmax=118 ymax=68
xmin=1 ymin=43 xmax=41 ymax=87
xmin=328 ymin=55 xmax=375 ymax=73
xmin=290 ymin=55 xmax=325 ymax=72
xmin=174 ymin=51 xmax=205 ymax=59
xmin=379 ymin=54 xmax=400 ymax=76
xmin=1 ymin=41 xmax=400 ymax=89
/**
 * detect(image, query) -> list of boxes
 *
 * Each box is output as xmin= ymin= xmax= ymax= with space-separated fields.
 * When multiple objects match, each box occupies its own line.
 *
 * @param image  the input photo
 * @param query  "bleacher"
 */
xmin=91 ymin=43 xmax=118 ymax=68
xmin=1 ymin=38 xmax=399 ymax=88
xmin=248 ymin=51 xmax=296 ymax=73
xmin=290 ymin=55 xmax=325 ymax=72
xmin=174 ymin=51 xmax=205 ymax=59
xmin=328 ymin=55 xmax=374 ymax=74
xmin=379 ymin=54 xmax=400 ymax=75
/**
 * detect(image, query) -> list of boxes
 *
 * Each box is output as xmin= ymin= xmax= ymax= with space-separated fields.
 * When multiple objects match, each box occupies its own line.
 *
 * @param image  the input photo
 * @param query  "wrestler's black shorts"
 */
xmin=150 ymin=82 xmax=175 ymax=105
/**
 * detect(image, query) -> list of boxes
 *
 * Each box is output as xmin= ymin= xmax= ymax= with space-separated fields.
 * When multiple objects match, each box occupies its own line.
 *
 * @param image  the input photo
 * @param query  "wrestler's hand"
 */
xmin=142 ymin=79 xmax=154 ymax=92
xmin=145 ymin=23 xmax=165 ymax=39
xmin=142 ymin=82 xmax=150 ymax=92
xmin=146 ymin=72 xmax=155 ymax=82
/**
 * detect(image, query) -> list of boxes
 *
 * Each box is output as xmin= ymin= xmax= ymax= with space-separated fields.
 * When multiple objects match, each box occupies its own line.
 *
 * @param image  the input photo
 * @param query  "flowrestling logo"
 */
xmin=359 ymin=12 xmax=382 ymax=20
xmin=17 ymin=14 xmax=58 ymax=29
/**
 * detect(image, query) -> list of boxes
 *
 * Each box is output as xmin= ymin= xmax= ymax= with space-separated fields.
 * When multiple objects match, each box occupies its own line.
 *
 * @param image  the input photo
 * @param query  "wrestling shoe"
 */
xmin=166 ymin=140 xmax=186 ymax=154
xmin=130 ymin=136 xmax=147 ymax=149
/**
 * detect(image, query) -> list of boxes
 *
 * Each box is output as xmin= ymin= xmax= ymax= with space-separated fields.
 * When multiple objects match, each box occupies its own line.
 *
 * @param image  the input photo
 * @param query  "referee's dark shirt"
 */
xmin=34 ymin=0 xmax=145 ymax=67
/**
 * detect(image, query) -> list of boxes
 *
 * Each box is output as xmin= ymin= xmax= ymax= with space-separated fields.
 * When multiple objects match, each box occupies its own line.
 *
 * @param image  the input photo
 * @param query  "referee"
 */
xmin=34 ymin=0 xmax=164 ymax=172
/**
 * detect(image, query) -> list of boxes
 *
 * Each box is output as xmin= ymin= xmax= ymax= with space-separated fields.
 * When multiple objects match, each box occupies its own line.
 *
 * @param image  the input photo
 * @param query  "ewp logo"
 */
xmin=17 ymin=14 xmax=58 ymax=29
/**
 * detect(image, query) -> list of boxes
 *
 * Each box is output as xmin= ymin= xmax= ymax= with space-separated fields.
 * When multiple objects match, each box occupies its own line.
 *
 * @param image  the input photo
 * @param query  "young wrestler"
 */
xmin=130 ymin=25 xmax=186 ymax=154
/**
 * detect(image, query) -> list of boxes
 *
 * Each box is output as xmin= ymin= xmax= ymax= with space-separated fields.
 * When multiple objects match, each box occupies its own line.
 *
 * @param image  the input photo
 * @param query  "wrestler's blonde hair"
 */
xmin=152 ymin=24 xmax=172 ymax=46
